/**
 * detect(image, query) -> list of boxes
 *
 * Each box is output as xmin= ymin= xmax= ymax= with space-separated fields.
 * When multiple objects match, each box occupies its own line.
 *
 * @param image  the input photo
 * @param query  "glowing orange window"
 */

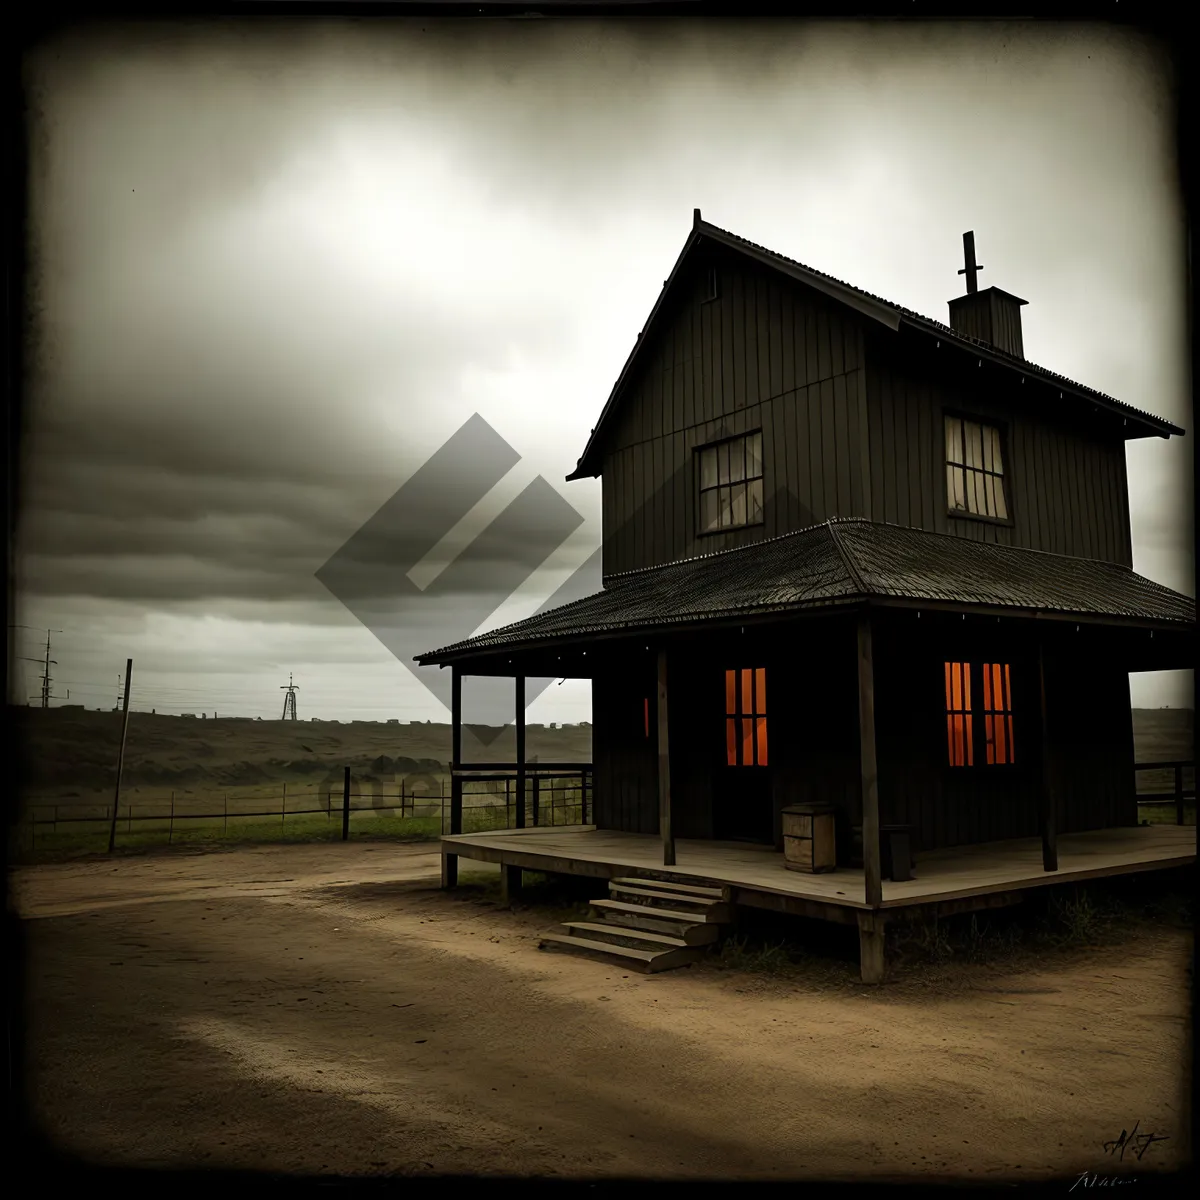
xmin=982 ymin=663 xmax=1016 ymax=765
xmin=725 ymin=668 xmax=767 ymax=767
xmin=944 ymin=661 xmax=974 ymax=767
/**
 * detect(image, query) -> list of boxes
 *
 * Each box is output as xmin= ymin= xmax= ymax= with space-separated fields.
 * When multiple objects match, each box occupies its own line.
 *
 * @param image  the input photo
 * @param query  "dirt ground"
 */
xmin=12 ymin=842 xmax=1193 ymax=1182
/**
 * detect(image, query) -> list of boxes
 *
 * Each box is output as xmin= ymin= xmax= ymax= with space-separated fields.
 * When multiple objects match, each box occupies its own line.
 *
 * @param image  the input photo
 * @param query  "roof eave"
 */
xmin=898 ymin=316 xmax=1184 ymax=439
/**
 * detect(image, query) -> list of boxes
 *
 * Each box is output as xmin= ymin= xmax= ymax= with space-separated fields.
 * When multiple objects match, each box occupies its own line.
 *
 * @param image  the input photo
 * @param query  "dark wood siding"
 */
xmin=863 ymin=338 xmax=1132 ymax=566
xmin=601 ymin=255 xmax=870 ymax=576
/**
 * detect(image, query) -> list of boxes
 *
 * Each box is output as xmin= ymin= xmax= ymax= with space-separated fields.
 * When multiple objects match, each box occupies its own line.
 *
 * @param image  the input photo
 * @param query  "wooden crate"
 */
xmin=782 ymin=805 xmax=837 ymax=873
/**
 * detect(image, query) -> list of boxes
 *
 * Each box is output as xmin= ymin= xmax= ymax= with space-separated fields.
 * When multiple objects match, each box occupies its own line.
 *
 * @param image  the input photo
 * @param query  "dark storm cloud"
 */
xmin=19 ymin=18 xmax=1188 ymax=638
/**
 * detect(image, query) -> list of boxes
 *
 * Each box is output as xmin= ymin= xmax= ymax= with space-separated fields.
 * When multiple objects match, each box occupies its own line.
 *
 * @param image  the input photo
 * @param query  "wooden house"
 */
xmin=417 ymin=213 xmax=1195 ymax=981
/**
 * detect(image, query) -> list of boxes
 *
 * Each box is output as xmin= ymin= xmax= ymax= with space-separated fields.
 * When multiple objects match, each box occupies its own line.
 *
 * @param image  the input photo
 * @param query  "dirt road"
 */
xmin=13 ymin=843 xmax=1191 ymax=1181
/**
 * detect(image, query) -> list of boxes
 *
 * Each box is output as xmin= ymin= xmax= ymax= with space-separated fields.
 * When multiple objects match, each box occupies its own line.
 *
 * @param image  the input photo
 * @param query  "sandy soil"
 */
xmin=13 ymin=843 xmax=1192 ymax=1182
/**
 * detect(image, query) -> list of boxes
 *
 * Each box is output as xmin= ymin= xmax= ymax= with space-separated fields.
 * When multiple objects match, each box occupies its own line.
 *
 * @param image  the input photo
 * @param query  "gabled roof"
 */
xmin=414 ymin=518 xmax=1196 ymax=664
xmin=566 ymin=215 xmax=1183 ymax=480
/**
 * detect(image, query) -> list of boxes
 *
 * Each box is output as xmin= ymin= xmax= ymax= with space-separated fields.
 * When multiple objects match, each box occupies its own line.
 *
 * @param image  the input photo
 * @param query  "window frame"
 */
xmin=943 ymin=659 xmax=1018 ymax=770
xmin=695 ymin=430 xmax=765 ymax=537
xmin=943 ymin=410 xmax=1015 ymax=527
xmin=725 ymin=666 xmax=768 ymax=768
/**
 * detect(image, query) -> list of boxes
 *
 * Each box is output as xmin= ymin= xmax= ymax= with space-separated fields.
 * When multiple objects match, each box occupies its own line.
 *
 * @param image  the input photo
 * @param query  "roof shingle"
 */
xmin=414 ymin=519 xmax=1196 ymax=663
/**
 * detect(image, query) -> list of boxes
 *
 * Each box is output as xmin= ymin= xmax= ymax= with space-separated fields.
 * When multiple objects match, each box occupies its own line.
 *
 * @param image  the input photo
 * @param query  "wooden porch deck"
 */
xmin=440 ymin=823 xmax=1195 ymax=922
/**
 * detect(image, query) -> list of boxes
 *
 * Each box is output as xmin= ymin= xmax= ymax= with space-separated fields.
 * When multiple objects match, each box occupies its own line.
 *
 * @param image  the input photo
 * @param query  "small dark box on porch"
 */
xmin=881 ymin=825 xmax=914 ymax=882
xmin=781 ymin=803 xmax=837 ymax=873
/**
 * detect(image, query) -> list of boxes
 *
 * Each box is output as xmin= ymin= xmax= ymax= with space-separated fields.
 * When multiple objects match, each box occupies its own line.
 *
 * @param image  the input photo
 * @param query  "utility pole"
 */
xmin=107 ymin=659 xmax=134 ymax=854
xmin=280 ymin=672 xmax=299 ymax=720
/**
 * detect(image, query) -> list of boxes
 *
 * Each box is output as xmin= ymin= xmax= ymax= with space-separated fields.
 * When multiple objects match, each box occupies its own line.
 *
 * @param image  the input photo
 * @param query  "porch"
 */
xmin=441 ymin=822 xmax=1195 ymax=949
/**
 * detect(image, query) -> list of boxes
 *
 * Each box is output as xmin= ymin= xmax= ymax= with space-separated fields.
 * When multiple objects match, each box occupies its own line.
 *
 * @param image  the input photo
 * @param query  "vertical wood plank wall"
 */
xmin=598 ymin=252 xmax=1133 ymax=577
xmin=601 ymin=257 xmax=869 ymax=577
xmin=863 ymin=339 xmax=1133 ymax=566
xmin=591 ymin=616 xmax=1140 ymax=857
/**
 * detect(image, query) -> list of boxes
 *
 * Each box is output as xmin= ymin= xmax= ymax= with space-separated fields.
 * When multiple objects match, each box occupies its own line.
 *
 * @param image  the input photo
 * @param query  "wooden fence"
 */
xmin=1134 ymin=760 xmax=1195 ymax=825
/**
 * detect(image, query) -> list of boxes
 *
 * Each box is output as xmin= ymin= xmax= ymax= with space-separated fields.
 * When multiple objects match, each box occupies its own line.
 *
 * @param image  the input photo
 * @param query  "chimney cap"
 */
xmin=949 ymin=285 xmax=1029 ymax=307
xmin=693 ymin=207 xmax=702 ymax=226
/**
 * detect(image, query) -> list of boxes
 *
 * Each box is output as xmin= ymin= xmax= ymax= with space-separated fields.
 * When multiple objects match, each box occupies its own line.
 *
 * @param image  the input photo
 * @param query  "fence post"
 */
xmin=342 ymin=767 xmax=351 ymax=841
xmin=1176 ymin=764 xmax=1185 ymax=826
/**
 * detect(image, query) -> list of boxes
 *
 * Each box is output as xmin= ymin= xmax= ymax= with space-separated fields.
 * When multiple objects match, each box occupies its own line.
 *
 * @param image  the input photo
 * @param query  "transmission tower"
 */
xmin=16 ymin=628 xmax=64 ymax=708
xmin=280 ymin=672 xmax=299 ymax=720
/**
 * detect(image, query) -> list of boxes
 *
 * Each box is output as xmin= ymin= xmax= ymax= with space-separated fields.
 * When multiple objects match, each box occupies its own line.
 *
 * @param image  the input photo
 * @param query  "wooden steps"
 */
xmin=537 ymin=874 xmax=733 ymax=972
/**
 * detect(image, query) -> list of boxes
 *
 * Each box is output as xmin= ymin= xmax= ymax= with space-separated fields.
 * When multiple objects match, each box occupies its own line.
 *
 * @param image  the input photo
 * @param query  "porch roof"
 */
xmin=414 ymin=517 xmax=1196 ymax=665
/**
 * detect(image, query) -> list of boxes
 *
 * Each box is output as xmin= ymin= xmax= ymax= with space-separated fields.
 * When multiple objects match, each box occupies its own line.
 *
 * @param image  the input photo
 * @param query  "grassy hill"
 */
xmin=13 ymin=706 xmax=591 ymax=799
xmin=11 ymin=705 xmax=1190 ymax=802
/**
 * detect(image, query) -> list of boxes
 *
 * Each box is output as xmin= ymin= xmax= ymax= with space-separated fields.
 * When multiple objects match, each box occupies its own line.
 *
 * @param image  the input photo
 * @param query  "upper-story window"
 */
xmin=698 ymin=431 xmax=764 ymax=533
xmin=945 ymin=415 xmax=1009 ymax=520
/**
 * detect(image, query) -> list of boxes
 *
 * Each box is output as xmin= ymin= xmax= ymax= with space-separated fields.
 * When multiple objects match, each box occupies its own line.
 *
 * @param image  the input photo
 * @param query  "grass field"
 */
xmin=11 ymin=705 xmax=1190 ymax=863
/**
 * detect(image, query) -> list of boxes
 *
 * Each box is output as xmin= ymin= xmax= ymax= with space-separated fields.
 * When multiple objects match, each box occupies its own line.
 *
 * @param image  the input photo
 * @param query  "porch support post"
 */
xmin=515 ymin=675 xmax=526 ymax=829
xmin=442 ymin=665 xmax=463 ymax=890
xmin=657 ymin=648 xmax=675 ymax=867
xmin=1038 ymin=639 xmax=1059 ymax=872
xmin=858 ymin=613 xmax=882 ymax=911
xmin=857 ymin=911 xmax=886 ymax=985
xmin=499 ymin=864 xmax=522 ymax=907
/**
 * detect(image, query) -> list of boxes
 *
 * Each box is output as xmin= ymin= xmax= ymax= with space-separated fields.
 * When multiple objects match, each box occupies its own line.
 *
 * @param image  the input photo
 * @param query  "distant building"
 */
xmin=387 ymin=719 xmax=399 ymax=724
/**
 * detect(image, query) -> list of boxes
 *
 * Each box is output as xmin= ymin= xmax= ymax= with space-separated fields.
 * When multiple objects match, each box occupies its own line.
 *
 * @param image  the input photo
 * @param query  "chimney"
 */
xmin=947 ymin=231 xmax=1028 ymax=358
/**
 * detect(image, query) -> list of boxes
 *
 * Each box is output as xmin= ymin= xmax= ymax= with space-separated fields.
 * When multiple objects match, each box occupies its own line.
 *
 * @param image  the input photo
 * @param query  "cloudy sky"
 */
xmin=13 ymin=18 xmax=1193 ymax=721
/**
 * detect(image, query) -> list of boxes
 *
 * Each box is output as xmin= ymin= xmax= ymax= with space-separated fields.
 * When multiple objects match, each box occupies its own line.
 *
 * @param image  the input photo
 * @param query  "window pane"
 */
xmin=701 ymin=488 xmax=719 ymax=531
xmin=756 ymin=717 xmax=768 ymax=766
xmin=988 ymin=427 xmax=1004 ymax=475
xmin=966 ymin=470 xmax=982 ymax=514
xmin=965 ymin=714 xmax=974 ymax=765
xmin=966 ymin=422 xmax=984 ymax=469
xmin=741 ymin=669 xmax=753 ymax=715
xmin=993 ymin=476 xmax=1008 ymax=520
xmin=755 ymin=667 xmax=766 ymax=715
xmin=983 ymin=474 xmax=997 ymax=518
xmin=1004 ymin=663 xmax=1012 ymax=711
xmin=982 ymin=428 xmax=994 ymax=474
xmin=1007 ymin=714 xmax=1015 ymax=763
xmin=729 ymin=438 xmax=746 ymax=483
xmin=982 ymin=663 xmax=993 ymax=709
xmin=718 ymin=442 xmax=731 ymax=484
xmin=730 ymin=482 xmax=747 ymax=526
xmin=725 ymin=669 xmax=737 ymax=715
xmin=747 ymin=477 xmax=764 ymax=523
xmin=741 ymin=717 xmax=753 ymax=767
xmin=946 ymin=417 xmax=963 ymax=465
xmin=719 ymin=486 xmax=733 ymax=528
xmin=948 ymin=464 xmax=966 ymax=511
xmin=700 ymin=447 xmax=718 ymax=489
xmin=726 ymin=718 xmax=737 ymax=766
xmin=747 ymin=432 xmax=763 ymax=477
xmin=994 ymin=710 xmax=1007 ymax=764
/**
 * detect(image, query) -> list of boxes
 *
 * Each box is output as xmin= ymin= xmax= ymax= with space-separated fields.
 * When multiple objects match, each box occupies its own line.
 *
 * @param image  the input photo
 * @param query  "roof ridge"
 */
xmin=696 ymin=219 xmax=1180 ymax=434
xmin=825 ymin=519 xmax=868 ymax=595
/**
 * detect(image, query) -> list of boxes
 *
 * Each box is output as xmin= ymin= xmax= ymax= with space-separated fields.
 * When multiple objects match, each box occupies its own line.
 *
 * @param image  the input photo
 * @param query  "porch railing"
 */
xmin=1134 ymin=760 xmax=1195 ymax=826
xmin=444 ymin=762 xmax=593 ymax=836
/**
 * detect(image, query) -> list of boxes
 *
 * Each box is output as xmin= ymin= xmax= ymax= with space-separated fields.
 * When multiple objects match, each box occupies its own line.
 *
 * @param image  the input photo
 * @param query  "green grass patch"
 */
xmin=888 ymin=870 xmax=1192 ymax=970
xmin=1138 ymin=802 xmax=1196 ymax=826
